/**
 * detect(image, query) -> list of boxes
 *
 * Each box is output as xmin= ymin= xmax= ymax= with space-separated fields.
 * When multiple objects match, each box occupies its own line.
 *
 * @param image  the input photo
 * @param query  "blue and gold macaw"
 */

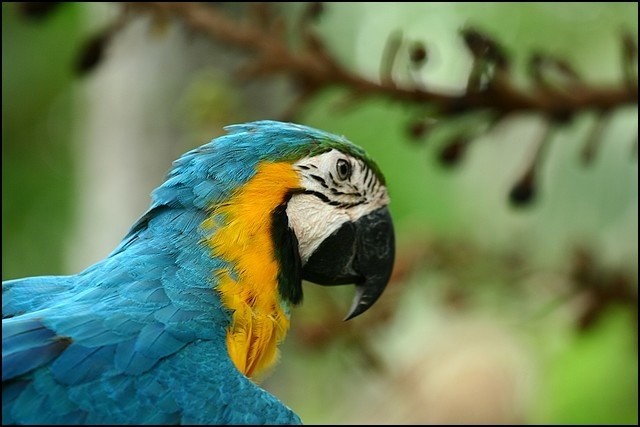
xmin=2 ymin=121 xmax=395 ymax=424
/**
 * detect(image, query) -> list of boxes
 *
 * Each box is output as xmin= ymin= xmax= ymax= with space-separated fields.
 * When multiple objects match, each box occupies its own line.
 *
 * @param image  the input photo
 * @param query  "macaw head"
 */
xmin=150 ymin=120 xmax=394 ymax=376
xmin=283 ymin=136 xmax=394 ymax=320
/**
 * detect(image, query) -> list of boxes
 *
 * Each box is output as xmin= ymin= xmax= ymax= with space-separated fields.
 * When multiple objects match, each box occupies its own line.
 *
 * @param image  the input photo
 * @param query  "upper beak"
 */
xmin=301 ymin=207 xmax=395 ymax=320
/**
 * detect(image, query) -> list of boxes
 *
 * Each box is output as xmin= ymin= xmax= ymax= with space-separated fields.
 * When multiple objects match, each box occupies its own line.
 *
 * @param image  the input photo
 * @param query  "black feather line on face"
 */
xmin=328 ymin=170 xmax=338 ymax=187
xmin=301 ymin=189 xmax=367 ymax=209
xmin=271 ymin=196 xmax=303 ymax=305
xmin=364 ymin=166 xmax=374 ymax=190
xmin=329 ymin=188 xmax=362 ymax=197
xmin=301 ymin=189 xmax=331 ymax=203
xmin=310 ymin=174 xmax=329 ymax=189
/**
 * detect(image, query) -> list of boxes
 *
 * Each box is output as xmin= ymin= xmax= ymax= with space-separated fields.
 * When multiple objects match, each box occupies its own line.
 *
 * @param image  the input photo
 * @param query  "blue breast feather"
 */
xmin=0 ymin=121 xmax=342 ymax=424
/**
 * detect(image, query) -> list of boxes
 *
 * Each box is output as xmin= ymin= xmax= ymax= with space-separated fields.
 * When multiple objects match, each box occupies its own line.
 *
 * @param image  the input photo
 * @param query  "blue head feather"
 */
xmin=151 ymin=120 xmax=380 ymax=211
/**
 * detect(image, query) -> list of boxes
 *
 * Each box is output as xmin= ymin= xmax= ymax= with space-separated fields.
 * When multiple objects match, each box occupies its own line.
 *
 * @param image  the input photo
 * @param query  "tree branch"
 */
xmin=126 ymin=2 xmax=637 ymax=120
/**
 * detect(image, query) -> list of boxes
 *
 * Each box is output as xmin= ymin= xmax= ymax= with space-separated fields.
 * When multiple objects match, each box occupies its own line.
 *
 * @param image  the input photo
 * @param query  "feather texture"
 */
xmin=206 ymin=161 xmax=300 ymax=378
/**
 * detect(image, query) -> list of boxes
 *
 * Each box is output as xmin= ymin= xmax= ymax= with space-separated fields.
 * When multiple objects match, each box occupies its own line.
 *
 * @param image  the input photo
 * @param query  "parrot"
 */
xmin=2 ymin=120 xmax=395 ymax=424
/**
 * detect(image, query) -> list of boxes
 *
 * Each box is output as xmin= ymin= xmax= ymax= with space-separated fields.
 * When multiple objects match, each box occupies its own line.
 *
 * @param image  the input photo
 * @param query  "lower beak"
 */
xmin=301 ymin=207 xmax=395 ymax=320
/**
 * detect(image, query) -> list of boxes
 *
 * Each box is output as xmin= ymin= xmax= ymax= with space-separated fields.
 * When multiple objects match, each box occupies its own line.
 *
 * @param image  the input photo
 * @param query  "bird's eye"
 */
xmin=336 ymin=159 xmax=351 ymax=180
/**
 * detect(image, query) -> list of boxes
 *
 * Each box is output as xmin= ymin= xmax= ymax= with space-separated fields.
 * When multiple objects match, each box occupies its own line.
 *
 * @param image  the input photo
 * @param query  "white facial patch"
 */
xmin=286 ymin=150 xmax=389 ymax=264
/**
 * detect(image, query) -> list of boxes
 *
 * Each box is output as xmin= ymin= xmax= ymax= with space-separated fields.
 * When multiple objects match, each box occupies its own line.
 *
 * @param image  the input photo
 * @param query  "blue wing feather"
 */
xmin=135 ymin=322 xmax=187 ymax=360
xmin=2 ymin=318 xmax=71 ymax=381
xmin=3 ymin=276 xmax=75 ymax=318
xmin=51 ymin=344 xmax=117 ymax=385
xmin=114 ymin=337 xmax=158 ymax=375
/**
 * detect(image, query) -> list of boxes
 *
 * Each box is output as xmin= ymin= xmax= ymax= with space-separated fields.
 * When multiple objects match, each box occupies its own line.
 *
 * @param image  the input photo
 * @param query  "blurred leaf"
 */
xmin=533 ymin=307 xmax=638 ymax=424
xmin=2 ymin=2 xmax=82 ymax=279
xmin=74 ymin=28 xmax=112 ymax=75
xmin=16 ymin=2 xmax=63 ymax=21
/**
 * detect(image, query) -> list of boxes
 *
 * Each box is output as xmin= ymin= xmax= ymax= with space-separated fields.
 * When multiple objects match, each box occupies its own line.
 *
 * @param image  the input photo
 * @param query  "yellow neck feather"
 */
xmin=203 ymin=162 xmax=301 ymax=378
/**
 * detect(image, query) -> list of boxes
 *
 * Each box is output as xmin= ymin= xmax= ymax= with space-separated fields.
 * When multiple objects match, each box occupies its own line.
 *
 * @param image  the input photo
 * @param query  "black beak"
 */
xmin=301 ymin=207 xmax=395 ymax=320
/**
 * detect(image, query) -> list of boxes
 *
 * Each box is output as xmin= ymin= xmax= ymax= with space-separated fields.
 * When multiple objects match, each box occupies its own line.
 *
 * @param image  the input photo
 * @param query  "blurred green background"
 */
xmin=2 ymin=2 xmax=637 ymax=424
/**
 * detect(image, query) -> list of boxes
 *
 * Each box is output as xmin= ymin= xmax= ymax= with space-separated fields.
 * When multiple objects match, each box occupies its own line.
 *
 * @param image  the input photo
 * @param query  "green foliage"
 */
xmin=2 ymin=3 xmax=82 ymax=278
xmin=534 ymin=307 xmax=638 ymax=424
